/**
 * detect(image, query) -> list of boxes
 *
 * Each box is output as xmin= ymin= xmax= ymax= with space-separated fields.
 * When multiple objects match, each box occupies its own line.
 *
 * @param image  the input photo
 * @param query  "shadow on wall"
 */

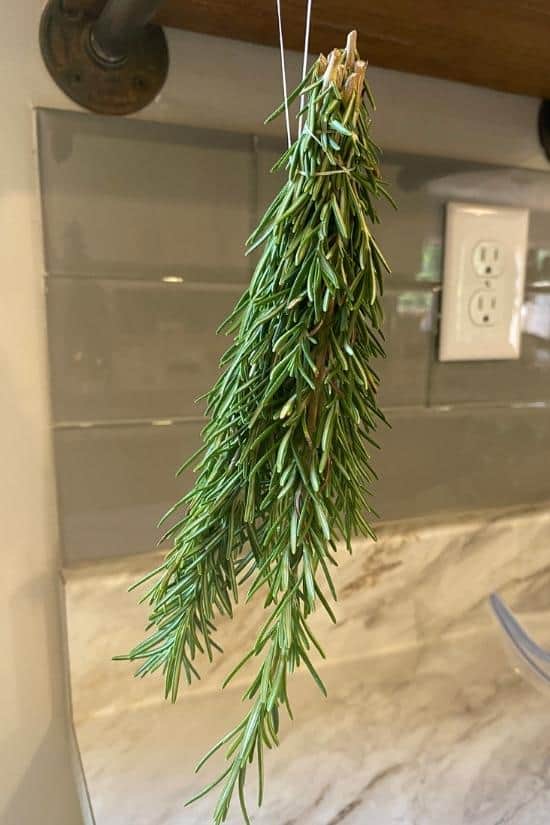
xmin=3 ymin=717 xmax=83 ymax=825
xmin=1 ymin=377 xmax=84 ymax=824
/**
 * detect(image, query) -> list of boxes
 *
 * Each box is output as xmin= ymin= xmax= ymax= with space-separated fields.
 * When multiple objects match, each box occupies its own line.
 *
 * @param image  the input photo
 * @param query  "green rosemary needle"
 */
xmin=121 ymin=30 xmax=393 ymax=825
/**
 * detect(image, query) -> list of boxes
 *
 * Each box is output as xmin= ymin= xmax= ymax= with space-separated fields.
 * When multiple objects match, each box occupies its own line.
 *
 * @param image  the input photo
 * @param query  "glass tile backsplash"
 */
xmin=38 ymin=112 xmax=255 ymax=282
xmin=47 ymin=278 xmax=240 ymax=422
xmin=37 ymin=109 xmax=550 ymax=563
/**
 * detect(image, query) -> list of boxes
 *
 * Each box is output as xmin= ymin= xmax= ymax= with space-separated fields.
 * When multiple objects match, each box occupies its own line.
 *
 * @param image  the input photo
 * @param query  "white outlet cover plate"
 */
xmin=439 ymin=202 xmax=529 ymax=361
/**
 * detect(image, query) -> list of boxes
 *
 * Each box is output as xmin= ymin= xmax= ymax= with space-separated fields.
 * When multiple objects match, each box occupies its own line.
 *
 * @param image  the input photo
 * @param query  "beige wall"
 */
xmin=0 ymin=3 xmax=86 ymax=822
xmin=0 ymin=3 xmax=547 ymax=823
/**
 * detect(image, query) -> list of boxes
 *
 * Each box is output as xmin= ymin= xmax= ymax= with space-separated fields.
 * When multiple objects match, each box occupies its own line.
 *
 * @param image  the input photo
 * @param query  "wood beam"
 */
xmin=71 ymin=1 xmax=550 ymax=99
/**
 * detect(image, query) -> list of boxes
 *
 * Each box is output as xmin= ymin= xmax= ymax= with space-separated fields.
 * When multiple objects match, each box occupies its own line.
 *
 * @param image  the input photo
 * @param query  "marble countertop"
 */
xmin=64 ymin=506 xmax=550 ymax=824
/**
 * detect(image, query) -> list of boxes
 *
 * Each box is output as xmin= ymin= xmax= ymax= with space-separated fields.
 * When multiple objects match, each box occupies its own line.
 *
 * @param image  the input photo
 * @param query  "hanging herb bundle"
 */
xmin=121 ymin=31 xmax=392 ymax=824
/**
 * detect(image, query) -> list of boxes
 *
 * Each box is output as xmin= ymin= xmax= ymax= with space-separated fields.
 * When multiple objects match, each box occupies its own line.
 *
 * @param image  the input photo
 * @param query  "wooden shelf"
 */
xmin=78 ymin=1 xmax=550 ymax=99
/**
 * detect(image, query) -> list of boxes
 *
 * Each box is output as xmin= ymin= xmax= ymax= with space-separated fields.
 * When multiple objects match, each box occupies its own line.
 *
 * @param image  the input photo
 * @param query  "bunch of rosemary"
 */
xmin=122 ymin=31 xmax=392 ymax=824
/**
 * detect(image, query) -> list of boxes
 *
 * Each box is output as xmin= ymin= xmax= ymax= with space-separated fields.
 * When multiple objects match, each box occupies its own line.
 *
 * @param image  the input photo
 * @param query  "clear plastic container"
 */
xmin=490 ymin=592 xmax=550 ymax=692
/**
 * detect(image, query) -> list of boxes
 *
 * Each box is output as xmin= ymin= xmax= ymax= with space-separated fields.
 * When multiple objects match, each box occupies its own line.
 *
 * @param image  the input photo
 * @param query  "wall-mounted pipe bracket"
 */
xmin=539 ymin=100 xmax=550 ymax=162
xmin=40 ymin=0 xmax=169 ymax=115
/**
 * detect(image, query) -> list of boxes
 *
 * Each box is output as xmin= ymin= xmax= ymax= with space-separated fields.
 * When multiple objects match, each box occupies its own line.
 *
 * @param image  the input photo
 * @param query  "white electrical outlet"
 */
xmin=439 ymin=202 xmax=529 ymax=361
xmin=469 ymin=289 xmax=497 ymax=326
xmin=472 ymin=241 xmax=501 ymax=277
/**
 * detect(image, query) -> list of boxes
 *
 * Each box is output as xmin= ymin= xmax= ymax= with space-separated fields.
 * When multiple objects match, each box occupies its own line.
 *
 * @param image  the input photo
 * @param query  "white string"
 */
xmin=276 ymin=0 xmax=314 ymax=147
xmin=298 ymin=0 xmax=314 ymax=135
xmin=276 ymin=0 xmax=292 ymax=149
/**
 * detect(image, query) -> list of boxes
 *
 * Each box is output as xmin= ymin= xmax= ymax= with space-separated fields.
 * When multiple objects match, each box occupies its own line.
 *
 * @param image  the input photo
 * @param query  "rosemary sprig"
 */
xmin=121 ymin=31 xmax=392 ymax=824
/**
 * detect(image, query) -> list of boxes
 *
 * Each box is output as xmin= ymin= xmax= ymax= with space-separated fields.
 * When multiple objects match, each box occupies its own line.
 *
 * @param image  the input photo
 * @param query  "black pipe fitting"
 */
xmin=90 ymin=0 xmax=165 ymax=65
xmin=40 ymin=0 xmax=169 ymax=115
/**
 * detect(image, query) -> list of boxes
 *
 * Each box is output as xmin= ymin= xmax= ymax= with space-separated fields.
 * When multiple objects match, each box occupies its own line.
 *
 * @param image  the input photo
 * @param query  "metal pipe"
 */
xmin=539 ymin=100 xmax=550 ymax=163
xmin=90 ymin=0 xmax=165 ymax=65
